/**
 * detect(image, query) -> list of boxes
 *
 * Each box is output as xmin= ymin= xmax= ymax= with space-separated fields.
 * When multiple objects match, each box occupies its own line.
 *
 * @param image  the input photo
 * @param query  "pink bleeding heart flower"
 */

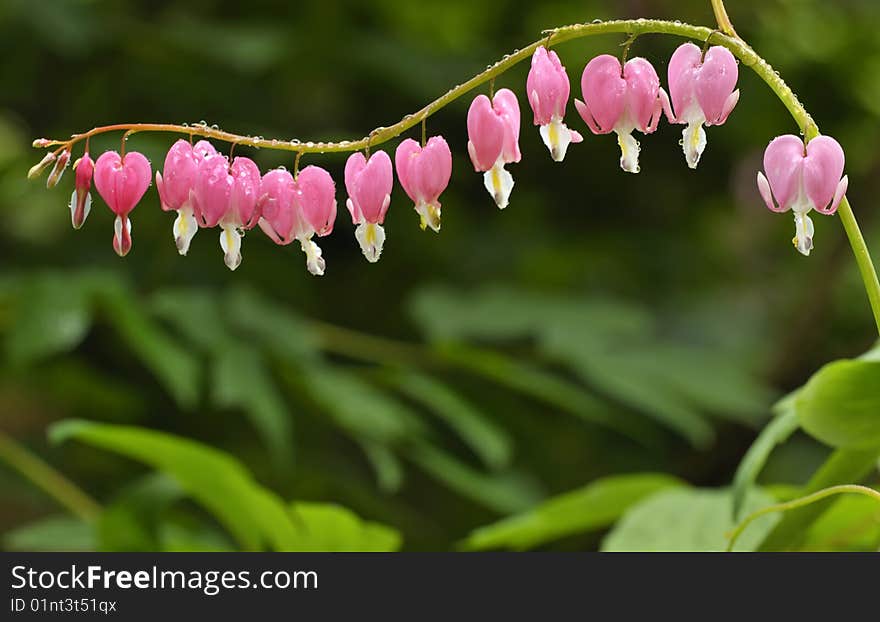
xmin=664 ymin=43 xmax=739 ymax=169
xmin=156 ymin=139 xmax=218 ymax=255
xmin=258 ymin=165 xmax=336 ymax=275
xmin=756 ymin=135 xmax=848 ymax=256
xmin=395 ymin=136 xmax=452 ymax=232
xmin=68 ymin=152 xmax=94 ymax=230
xmin=345 ymin=150 xmax=393 ymax=262
xmin=192 ymin=155 xmax=262 ymax=270
xmin=575 ymin=55 xmax=666 ymax=173
xmin=526 ymin=46 xmax=583 ymax=162
xmin=93 ymin=150 xmax=152 ymax=257
xmin=467 ymin=88 xmax=521 ymax=209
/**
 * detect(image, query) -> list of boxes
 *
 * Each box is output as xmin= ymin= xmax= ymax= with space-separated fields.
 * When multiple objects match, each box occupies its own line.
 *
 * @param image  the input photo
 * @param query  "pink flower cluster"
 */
xmin=44 ymin=41 xmax=848 ymax=265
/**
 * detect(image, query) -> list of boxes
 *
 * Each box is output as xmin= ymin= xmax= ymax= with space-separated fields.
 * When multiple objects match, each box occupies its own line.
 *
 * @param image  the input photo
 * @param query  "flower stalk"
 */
xmin=30 ymin=17 xmax=880 ymax=333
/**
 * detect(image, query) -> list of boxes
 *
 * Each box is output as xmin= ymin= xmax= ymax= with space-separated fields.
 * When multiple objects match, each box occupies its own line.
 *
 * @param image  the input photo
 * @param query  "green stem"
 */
xmin=0 ymin=429 xmax=101 ymax=522
xmin=837 ymin=197 xmax=880 ymax=332
xmin=727 ymin=484 xmax=880 ymax=552
xmin=710 ymin=0 xmax=739 ymax=37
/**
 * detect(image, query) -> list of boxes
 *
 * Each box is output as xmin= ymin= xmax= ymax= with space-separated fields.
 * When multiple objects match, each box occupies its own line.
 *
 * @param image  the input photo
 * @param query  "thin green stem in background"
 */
xmin=727 ymin=484 xmax=880 ymax=551
xmin=0 ymin=429 xmax=101 ymax=522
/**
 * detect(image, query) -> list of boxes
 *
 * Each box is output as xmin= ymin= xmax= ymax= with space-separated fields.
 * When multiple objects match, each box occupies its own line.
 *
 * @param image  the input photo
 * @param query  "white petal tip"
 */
xmin=355 ymin=222 xmax=385 ymax=263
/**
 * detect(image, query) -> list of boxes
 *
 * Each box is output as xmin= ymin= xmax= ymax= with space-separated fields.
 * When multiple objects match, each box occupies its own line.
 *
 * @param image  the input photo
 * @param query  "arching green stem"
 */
xmin=727 ymin=484 xmax=880 ymax=552
xmin=32 ymin=18 xmax=880 ymax=333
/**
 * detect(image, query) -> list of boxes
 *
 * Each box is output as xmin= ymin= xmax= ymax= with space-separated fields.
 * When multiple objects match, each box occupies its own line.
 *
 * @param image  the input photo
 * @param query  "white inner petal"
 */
xmin=539 ymin=117 xmax=574 ymax=162
xmin=220 ymin=224 xmax=242 ymax=271
xmin=415 ymin=200 xmax=442 ymax=232
xmin=299 ymin=236 xmax=326 ymax=276
xmin=793 ymin=211 xmax=815 ymax=256
xmin=483 ymin=160 xmax=514 ymax=209
xmin=615 ymin=129 xmax=641 ymax=174
xmin=355 ymin=222 xmax=386 ymax=263
xmin=173 ymin=205 xmax=198 ymax=256
xmin=681 ymin=121 xmax=707 ymax=169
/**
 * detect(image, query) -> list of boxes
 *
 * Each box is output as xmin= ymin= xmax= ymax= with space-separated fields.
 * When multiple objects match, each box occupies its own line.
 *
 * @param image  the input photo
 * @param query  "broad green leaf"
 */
xmin=3 ymin=515 xmax=95 ymax=551
xmin=732 ymin=400 xmax=800 ymax=519
xmin=758 ymin=448 xmax=880 ymax=551
xmin=4 ymin=274 xmax=91 ymax=365
xmin=462 ymin=473 xmax=683 ymax=550
xmin=158 ymin=523 xmax=236 ymax=552
xmin=288 ymin=502 xmax=401 ymax=551
xmin=212 ymin=344 xmax=294 ymax=466
xmin=801 ymin=491 xmax=880 ymax=551
xmin=96 ymin=285 xmax=200 ymax=410
xmin=406 ymin=442 xmax=541 ymax=514
xmin=602 ymin=487 xmax=779 ymax=552
xmin=796 ymin=359 xmax=880 ymax=450
xmin=297 ymin=366 xmax=425 ymax=445
xmin=49 ymin=420 xmax=298 ymax=551
xmin=386 ymin=370 xmax=513 ymax=469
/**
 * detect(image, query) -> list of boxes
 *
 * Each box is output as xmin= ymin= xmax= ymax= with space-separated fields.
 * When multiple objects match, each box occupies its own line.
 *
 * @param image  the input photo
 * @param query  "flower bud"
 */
xmin=46 ymin=150 xmax=71 ymax=189
xmin=27 ymin=152 xmax=57 ymax=180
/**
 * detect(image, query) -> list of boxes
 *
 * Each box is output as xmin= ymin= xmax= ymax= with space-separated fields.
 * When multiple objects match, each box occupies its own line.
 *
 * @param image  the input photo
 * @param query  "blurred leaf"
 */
xmin=150 ymin=288 xmax=228 ymax=352
xmin=436 ymin=344 xmax=651 ymax=443
xmin=49 ymin=420 xmax=298 ymax=551
xmin=4 ymin=273 xmax=91 ymax=365
xmin=298 ymin=366 xmax=425 ymax=445
xmin=212 ymin=344 xmax=294 ymax=467
xmin=732 ymin=400 xmax=800 ymax=519
xmin=462 ymin=473 xmax=683 ymax=551
xmin=3 ymin=515 xmax=94 ymax=551
xmin=602 ymin=487 xmax=778 ymax=552
xmin=796 ymin=359 xmax=880 ymax=450
xmin=157 ymin=522 xmax=236 ymax=552
xmin=386 ymin=370 xmax=513 ymax=470
xmin=97 ymin=473 xmax=185 ymax=551
xmin=225 ymin=286 xmax=320 ymax=362
xmin=758 ymin=448 xmax=880 ymax=551
xmin=359 ymin=440 xmax=405 ymax=494
xmin=406 ymin=442 xmax=541 ymax=514
xmin=288 ymin=502 xmax=401 ymax=551
xmin=97 ymin=285 xmax=200 ymax=410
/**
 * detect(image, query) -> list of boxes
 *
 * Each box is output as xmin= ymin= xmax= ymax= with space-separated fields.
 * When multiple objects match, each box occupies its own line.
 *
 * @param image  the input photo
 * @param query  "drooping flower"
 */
xmin=191 ymin=155 xmax=262 ymax=270
xmin=69 ymin=152 xmax=94 ymax=229
xmin=756 ymin=135 xmax=848 ymax=256
xmin=93 ymin=150 xmax=152 ymax=257
xmin=574 ymin=55 xmax=665 ymax=173
xmin=156 ymin=139 xmax=219 ymax=255
xmin=259 ymin=165 xmax=337 ymax=275
xmin=345 ymin=150 xmax=393 ymax=262
xmin=394 ymin=136 xmax=452 ymax=232
xmin=664 ymin=43 xmax=739 ymax=169
xmin=467 ymin=89 xmax=521 ymax=209
xmin=526 ymin=46 xmax=583 ymax=162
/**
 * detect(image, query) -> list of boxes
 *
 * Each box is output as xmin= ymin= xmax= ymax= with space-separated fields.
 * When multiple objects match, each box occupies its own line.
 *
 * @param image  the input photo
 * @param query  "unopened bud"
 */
xmin=27 ymin=152 xmax=57 ymax=180
xmin=32 ymin=138 xmax=52 ymax=148
xmin=46 ymin=150 xmax=71 ymax=188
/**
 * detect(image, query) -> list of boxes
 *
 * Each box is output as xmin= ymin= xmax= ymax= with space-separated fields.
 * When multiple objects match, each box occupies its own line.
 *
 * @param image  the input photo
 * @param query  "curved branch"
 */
xmin=36 ymin=19 xmax=814 ymax=155
xmin=30 ymin=17 xmax=879 ymax=333
xmin=710 ymin=0 xmax=739 ymax=38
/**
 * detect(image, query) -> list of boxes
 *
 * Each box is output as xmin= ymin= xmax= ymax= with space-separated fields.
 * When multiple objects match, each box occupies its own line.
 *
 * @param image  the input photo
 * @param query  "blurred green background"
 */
xmin=1 ymin=0 xmax=879 ymax=551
